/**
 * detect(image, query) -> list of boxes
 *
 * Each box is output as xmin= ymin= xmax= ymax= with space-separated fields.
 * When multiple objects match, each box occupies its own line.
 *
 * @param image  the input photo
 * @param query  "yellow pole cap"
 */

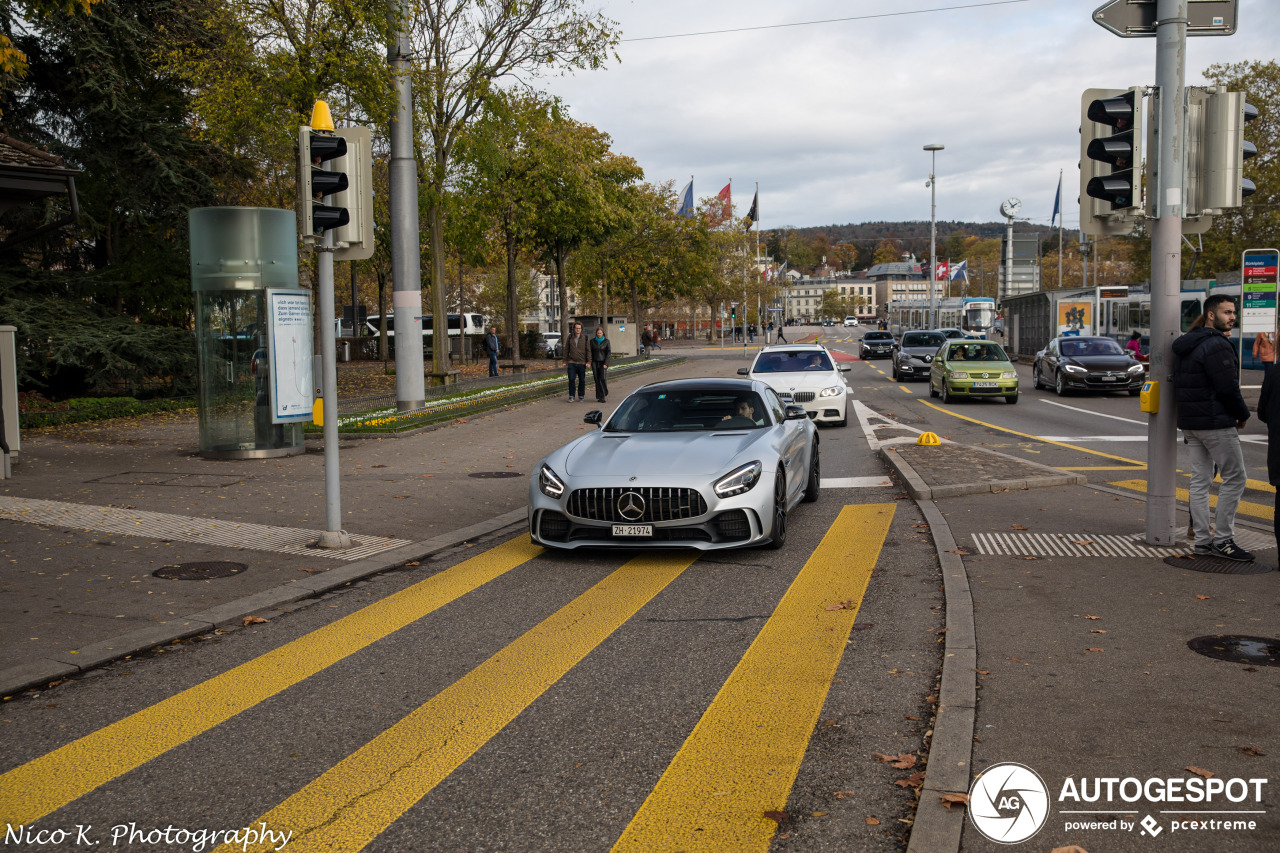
xmin=309 ymin=100 xmax=334 ymax=132
xmin=312 ymin=397 xmax=324 ymax=426
xmin=917 ymin=432 xmax=941 ymax=446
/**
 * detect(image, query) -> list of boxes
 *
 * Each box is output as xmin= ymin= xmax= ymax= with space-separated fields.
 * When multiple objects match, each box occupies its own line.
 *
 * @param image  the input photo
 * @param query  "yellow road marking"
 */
xmin=898 ymin=385 xmax=912 ymax=394
xmin=612 ymin=504 xmax=895 ymax=853
xmin=1062 ymin=466 xmax=1148 ymax=471
xmin=0 ymin=537 xmax=543 ymax=826
xmin=1110 ymin=480 xmax=1275 ymax=521
xmin=224 ymin=552 xmax=699 ymax=853
xmin=920 ymin=400 xmax=1145 ymax=465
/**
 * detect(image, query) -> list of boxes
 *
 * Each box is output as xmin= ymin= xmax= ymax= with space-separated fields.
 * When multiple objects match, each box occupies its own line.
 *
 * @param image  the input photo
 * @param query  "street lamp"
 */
xmin=924 ymin=144 xmax=944 ymax=328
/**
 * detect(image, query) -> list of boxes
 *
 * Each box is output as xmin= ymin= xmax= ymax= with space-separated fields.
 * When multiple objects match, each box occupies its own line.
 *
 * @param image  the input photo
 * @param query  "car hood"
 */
xmin=947 ymin=360 xmax=1013 ymax=372
xmin=863 ymin=338 xmax=894 ymax=346
xmin=901 ymin=345 xmax=942 ymax=359
xmin=563 ymin=431 xmax=764 ymax=477
xmin=1062 ymin=355 xmax=1136 ymax=371
xmin=756 ymin=372 xmax=841 ymax=391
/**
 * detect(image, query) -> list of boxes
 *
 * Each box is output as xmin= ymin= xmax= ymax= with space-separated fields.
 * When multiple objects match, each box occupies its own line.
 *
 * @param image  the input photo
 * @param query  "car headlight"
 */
xmin=1002 ymin=371 xmax=1016 ymax=379
xmin=1064 ymin=364 xmax=1087 ymax=374
xmin=538 ymin=464 xmax=566 ymax=498
xmin=951 ymin=372 xmax=968 ymax=379
xmin=1128 ymin=364 xmax=1144 ymax=373
xmin=819 ymin=385 xmax=843 ymax=398
xmin=714 ymin=461 xmax=763 ymax=497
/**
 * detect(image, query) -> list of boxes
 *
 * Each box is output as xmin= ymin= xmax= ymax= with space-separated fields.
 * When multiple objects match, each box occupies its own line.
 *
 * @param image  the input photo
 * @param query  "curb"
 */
xmin=881 ymin=444 xmax=1087 ymax=500
xmin=906 ymin=499 xmax=978 ymax=853
xmin=0 ymin=508 xmax=530 ymax=697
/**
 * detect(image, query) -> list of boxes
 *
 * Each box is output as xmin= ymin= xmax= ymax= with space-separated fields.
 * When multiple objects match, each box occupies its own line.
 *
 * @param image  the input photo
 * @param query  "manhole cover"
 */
xmin=468 ymin=472 xmax=522 ymax=479
xmin=154 ymin=561 xmax=247 ymax=580
xmin=1163 ymin=555 xmax=1274 ymax=574
xmin=1187 ymin=635 xmax=1280 ymax=667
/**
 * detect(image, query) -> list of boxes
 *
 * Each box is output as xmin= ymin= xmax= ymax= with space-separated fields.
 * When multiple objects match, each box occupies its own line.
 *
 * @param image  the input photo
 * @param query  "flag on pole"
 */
xmin=950 ymin=259 xmax=968 ymax=281
xmin=676 ymin=179 xmax=693 ymax=218
xmin=1051 ymin=174 xmax=1062 ymax=227
xmin=935 ymin=260 xmax=949 ymax=280
xmin=712 ymin=182 xmax=731 ymax=225
xmin=745 ymin=189 xmax=758 ymax=228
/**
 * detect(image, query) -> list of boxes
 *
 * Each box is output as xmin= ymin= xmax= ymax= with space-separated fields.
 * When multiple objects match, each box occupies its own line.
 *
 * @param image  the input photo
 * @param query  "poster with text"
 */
xmin=267 ymin=289 xmax=314 ymax=423
xmin=1241 ymin=250 xmax=1279 ymax=335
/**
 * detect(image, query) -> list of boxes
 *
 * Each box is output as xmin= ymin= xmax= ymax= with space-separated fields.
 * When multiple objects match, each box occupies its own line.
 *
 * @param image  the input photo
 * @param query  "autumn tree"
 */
xmin=871 ymin=238 xmax=905 ymax=265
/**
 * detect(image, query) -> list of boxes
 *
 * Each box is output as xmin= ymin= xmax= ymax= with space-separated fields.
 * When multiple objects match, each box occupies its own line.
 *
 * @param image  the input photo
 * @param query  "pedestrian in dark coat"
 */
xmin=589 ymin=326 xmax=611 ymax=403
xmin=564 ymin=322 xmax=587 ymax=401
xmin=1255 ymin=362 xmax=1280 ymax=551
xmin=482 ymin=326 xmax=500 ymax=377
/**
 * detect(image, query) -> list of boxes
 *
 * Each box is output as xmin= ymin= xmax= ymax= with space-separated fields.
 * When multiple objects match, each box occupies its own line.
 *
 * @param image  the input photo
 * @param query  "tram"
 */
xmin=886 ymin=296 xmax=998 ymax=339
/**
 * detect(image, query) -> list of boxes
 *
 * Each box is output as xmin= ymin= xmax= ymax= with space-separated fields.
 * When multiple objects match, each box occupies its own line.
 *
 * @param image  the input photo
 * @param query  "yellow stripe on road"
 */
xmin=899 ymin=385 xmax=912 ymax=394
xmin=224 ymin=552 xmax=699 ymax=853
xmin=920 ymin=400 xmax=1146 ymax=466
xmin=0 ymin=537 xmax=543 ymax=826
xmin=1110 ymin=480 xmax=1275 ymax=521
xmin=612 ymin=504 xmax=895 ymax=852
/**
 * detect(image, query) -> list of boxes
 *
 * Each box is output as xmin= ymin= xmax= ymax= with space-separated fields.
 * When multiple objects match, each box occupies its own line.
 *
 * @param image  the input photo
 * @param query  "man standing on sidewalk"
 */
xmin=565 ymin=322 xmax=587 ymax=402
xmin=483 ymin=326 xmax=500 ymax=377
xmin=1172 ymin=294 xmax=1253 ymax=561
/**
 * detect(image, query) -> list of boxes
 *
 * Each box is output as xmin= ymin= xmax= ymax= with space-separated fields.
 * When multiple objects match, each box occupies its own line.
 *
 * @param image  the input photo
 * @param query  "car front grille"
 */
xmin=567 ymin=487 xmax=707 ymax=523
xmin=790 ymin=392 xmax=815 ymax=403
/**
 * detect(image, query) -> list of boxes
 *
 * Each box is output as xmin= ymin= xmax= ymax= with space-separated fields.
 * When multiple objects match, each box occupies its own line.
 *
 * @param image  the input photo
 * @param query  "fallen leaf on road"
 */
xmin=833 ymin=790 xmax=855 ymax=799
xmin=1074 ymin=540 xmax=1094 ymax=546
xmin=904 ymin=715 xmax=920 ymax=721
xmin=865 ymin=817 xmax=880 ymax=825
xmin=242 ymin=616 xmax=268 ymax=626
xmin=763 ymin=810 xmax=788 ymax=824
xmin=405 ymin=561 xmax=420 ymax=566
xmin=1005 ymin=657 xmax=1022 ymax=661
xmin=872 ymin=752 xmax=917 ymax=769
xmin=1237 ymin=746 xmax=1266 ymax=756
xmin=1085 ymin=615 xmax=1101 ymax=620
xmin=1090 ymin=629 xmax=1107 ymax=634
xmin=811 ymin=811 xmax=827 ymax=817
xmin=1186 ymin=766 xmax=1214 ymax=778
xmin=296 ymin=567 xmax=319 ymax=574
xmin=1010 ymin=523 xmax=1029 ymax=530
xmin=1086 ymin=648 xmax=1105 ymax=652
xmin=925 ymin=694 xmax=938 ymax=703
xmin=895 ymin=771 xmax=927 ymax=788
xmin=1196 ymin=595 xmax=1211 ymax=600
xmin=945 ymin=548 xmax=971 ymax=555
xmin=372 ymin=464 xmax=387 ymax=468
xmin=940 ymin=793 xmax=969 ymax=808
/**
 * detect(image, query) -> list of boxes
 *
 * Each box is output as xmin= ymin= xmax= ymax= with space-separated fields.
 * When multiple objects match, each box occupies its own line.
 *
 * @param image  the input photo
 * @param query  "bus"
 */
xmin=886 ymin=296 xmax=997 ymax=339
xmin=363 ymin=313 xmax=486 ymax=339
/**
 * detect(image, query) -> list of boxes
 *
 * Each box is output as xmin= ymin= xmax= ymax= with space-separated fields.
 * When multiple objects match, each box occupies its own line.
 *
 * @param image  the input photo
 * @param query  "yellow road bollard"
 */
xmin=917 ymin=432 xmax=941 ymax=446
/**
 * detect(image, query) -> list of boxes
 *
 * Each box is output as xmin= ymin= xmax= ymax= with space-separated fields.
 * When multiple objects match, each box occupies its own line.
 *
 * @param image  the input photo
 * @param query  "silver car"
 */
xmin=529 ymin=379 xmax=820 ymax=550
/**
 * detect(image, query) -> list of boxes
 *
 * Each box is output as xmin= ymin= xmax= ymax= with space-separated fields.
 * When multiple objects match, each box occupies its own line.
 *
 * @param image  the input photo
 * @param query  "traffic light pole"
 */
xmin=1145 ymin=0 xmax=1187 ymax=546
xmin=317 ymin=229 xmax=351 ymax=549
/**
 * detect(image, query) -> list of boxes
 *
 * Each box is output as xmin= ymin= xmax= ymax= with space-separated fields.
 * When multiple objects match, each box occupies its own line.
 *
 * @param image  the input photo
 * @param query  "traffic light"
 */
xmin=1084 ymin=86 xmax=1143 ymax=212
xmin=1196 ymin=88 xmax=1258 ymax=212
xmin=331 ymin=125 xmax=375 ymax=261
xmin=297 ymin=101 xmax=350 ymax=243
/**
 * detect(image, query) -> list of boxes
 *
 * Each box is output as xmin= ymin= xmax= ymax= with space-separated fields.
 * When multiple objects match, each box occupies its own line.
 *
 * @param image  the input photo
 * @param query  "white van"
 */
xmin=843 ymin=316 xmax=859 ymax=327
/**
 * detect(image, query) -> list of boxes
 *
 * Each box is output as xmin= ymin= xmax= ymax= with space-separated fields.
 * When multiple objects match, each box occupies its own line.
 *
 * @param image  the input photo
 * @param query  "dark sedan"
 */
xmin=892 ymin=330 xmax=947 ymax=382
xmin=1032 ymin=335 xmax=1146 ymax=396
xmin=860 ymin=330 xmax=896 ymax=360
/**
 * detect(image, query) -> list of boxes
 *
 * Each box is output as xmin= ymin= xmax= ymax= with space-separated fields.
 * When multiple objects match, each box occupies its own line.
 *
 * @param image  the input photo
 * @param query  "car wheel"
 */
xmin=802 ymin=441 xmax=820 ymax=503
xmin=1032 ymin=362 xmax=1044 ymax=390
xmin=929 ymin=378 xmax=939 ymax=398
xmin=1006 ymin=393 xmax=1018 ymax=404
xmin=766 ymin=467 xmax=788 ymax=549
xmin=891 ymin=362 xmax=899 ymax=381
xmin=941 ymin=381 xmax=953 ymax=404
xmin=1055 ymin=371 xmax=1068 ymax=397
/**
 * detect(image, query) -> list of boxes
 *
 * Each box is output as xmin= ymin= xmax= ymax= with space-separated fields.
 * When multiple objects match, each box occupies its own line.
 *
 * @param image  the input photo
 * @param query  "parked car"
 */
xmin=860 ymin=330 xmax=896 ymax=360
xmin=822 ymin=318 xmax=835 ymax=327
xmin=928 ymin=340 xmax=1019 ymax=404
xmin=844 ymin=316 xmax=859 ymax=327
xmin=542 ymin=332 xmax=563 ymax=358
xmin=738 ymin=343 xmax=851 ymax=427
xmin=892 ymin=330 xmax=947 ymax=382
xmin=1032 ymin=335 xmax=1145 ymax=397
xmin=528 ymin=379 xmax=819 ymax=550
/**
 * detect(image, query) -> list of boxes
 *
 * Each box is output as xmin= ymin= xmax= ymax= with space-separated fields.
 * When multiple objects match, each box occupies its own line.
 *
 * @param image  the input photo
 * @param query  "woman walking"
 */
xmin=589 ymin=326 xmax=611 ymax=403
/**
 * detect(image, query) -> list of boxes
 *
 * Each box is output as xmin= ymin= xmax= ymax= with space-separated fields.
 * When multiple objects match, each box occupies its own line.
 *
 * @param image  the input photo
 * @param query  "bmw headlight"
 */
xmin=819 ymin=385 xmax=843 ymax=398
xmin=1128 ymin=364 xmax=1144 ymax=373
xmin=538 ymin=464 xmax=566 ymax=498
xmin=1001 ymin=371 xmax=1016 ymax=379
xmin=1064 ymin=364 xmax=1087 ymax=374
xmin=714 ymin=461 xmax=763 ymax=497
xmin=951 ymin=372 xmax=968 ymax=379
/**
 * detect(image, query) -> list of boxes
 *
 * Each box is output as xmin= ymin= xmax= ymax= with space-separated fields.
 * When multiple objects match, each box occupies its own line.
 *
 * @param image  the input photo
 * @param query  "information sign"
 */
xmin=267 ymin=289 xmax=315 ymax=423
xmin=1240 ymin=249 xmax=1279 ymax=335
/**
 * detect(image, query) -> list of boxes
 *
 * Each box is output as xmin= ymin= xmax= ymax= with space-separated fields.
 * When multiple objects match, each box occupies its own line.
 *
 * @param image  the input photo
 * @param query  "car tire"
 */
xmin=929 ymin=378 xmax=939 ymax=398
xmin=1055 ymin=371 xmax=1068 ymax=397
xmin=765 ymin=467 xmax=788 ymax=549
xmin=941 ymin=382 xmax=953 ymax=404
xmin=1032 ymin=362 xmax=1044 ymax=390
xmin=1006 ymin=393 xmax=1018 ymax=404
xmin=802 ymin=441 xmax=820 ymax=503
xmin=891 ymin=363 xmax=899 ymax=381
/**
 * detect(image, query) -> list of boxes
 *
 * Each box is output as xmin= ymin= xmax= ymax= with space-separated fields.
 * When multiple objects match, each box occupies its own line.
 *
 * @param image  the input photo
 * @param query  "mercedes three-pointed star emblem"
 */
xmin=617 ymin=491 xmax=646 ymax=522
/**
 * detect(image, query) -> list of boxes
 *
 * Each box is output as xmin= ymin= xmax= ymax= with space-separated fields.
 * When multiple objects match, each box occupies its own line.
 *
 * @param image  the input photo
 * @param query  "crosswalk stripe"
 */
xmin=611 ymin=503 xmax=895 ymax=852
xmin=0 ymin=537 xmax=543 ymax=826
xmin=1110 ymin=479 xmax=1275 ymax=521
xmin=223 ymin=551 xmax=699 ymax=853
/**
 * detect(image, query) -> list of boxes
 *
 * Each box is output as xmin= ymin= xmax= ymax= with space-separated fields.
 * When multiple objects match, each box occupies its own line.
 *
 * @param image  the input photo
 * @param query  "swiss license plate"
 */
xmin=972 ymin=382 xmax=997 ymax=388
xmin=612 ymin=524 xmax=653 ymax=537
xmin=1100 ymin=375 xmax=1116 ymax=381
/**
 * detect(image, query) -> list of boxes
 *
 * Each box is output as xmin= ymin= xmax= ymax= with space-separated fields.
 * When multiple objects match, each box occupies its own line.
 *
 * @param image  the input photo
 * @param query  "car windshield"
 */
xmin=902 ymin=333 xmax=946 ymax=348
xmin=752 ymin=351 xmax=832 ymax=373
xmin=605 ymin=390 xmax=769 ymax=432
xmin=1061 ymin=338 xmax=1124 ymax=357
xmin=865 ymin=332 xmax=893 ymax=341
xmin=940 ymin=329 xmax=965 ymax=339
xmin=947 ymin=343 xmax=1007 ymax=362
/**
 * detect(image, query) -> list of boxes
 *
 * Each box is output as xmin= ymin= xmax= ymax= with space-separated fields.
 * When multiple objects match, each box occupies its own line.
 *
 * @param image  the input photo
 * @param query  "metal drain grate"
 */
xmin=468 ymin=471 xmax=522 ymax=479
xmin=154 ymin=561 xmax=247 ymax=580
xmin=1163 ymin=555 xmax=1274 ymax=574
xmin=1187 ymin=635 xmax=1280 ymax=667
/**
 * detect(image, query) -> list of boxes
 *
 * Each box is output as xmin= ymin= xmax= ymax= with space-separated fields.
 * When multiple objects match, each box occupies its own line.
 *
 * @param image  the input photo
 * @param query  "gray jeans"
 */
xmin=1183 ymin=427 xmax=1247 ymax=546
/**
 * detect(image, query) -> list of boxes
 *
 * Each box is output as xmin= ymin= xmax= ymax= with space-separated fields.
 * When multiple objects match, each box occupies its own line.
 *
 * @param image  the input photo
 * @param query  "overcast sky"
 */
xmin=538 ymin=0 xmax=1279 ymax=233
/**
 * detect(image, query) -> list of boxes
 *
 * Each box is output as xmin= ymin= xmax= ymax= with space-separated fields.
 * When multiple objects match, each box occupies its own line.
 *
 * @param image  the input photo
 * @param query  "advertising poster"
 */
xmin=1057 ymin=301 xmax=1092 ymax=336
xmin=1241 ymin=249 xmax=1279 ymax=335
xmin=266 ymin=289 xmax=314 ymax=423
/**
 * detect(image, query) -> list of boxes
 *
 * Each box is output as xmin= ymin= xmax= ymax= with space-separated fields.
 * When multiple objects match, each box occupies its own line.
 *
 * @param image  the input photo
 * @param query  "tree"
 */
xmin=408 ymin=0 xmax=619 ymax=376
xmin=871 ymin=238 xmax=905 ymax=266
xmin=1 ymin=1 xmax=101 ymax=89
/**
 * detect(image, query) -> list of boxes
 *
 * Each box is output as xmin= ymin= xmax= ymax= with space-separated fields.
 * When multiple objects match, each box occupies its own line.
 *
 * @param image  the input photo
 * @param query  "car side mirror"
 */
xmin=736 ymin=367 xmax=750 ymax=375
xmin=584 ymin=410 xmax=603 ymax=426
xmin=784 ymin=405 xmax=808 ymax=421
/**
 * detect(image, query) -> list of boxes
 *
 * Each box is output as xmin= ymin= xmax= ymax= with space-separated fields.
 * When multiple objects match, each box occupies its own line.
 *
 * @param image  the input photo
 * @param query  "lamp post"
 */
xmin=924 ymin=144 xmax=944 ymax=328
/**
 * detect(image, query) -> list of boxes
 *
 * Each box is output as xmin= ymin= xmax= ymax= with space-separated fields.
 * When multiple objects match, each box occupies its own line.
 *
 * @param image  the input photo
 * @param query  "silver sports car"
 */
xmin=529 ymin=378 xmax=820 ymax=550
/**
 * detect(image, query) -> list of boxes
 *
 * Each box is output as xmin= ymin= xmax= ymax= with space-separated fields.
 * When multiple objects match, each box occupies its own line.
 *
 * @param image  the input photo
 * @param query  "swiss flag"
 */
xmin=934 ymin=260 xmax=949 ymax=280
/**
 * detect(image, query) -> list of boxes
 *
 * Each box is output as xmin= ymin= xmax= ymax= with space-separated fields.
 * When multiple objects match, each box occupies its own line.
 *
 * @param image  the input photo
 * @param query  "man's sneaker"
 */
xmin=568 ymin=396 xmax=576 ymax=402
xmin=1211 ymin=540 xmax=1254 ymax=562
xmin=1192 ymin=544 xmax=1215 ymax=556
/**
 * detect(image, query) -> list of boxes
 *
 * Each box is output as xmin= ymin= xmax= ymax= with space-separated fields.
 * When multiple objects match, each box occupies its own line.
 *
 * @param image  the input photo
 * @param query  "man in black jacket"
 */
xmin=589 ymin=326 xmax=611 ymax=403
xmin=1171 ymin=294 xmax=1252 ymax=561
xmin=482 ymin=326 xmax=500 ymax=377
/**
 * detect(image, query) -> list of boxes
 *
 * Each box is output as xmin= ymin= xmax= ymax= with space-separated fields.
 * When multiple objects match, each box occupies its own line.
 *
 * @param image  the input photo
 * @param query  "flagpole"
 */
xmin=1057 ymin=168 xmax=1064 ymax=291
